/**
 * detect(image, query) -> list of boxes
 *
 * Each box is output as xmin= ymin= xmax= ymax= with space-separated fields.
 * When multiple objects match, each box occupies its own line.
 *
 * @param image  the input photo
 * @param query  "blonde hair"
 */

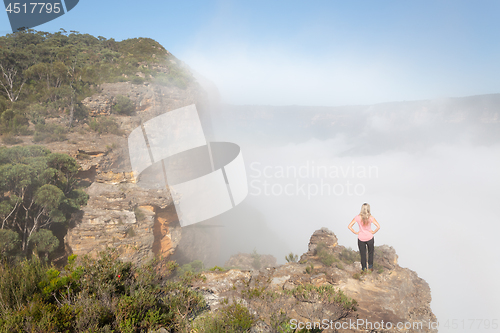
xmin=360 ymin=203 xmax=371 ymax=226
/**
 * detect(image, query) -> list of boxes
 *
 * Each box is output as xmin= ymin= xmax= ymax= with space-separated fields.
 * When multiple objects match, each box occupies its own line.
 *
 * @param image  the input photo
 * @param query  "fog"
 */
xmin=201 ymin=97 xmax=500 ymax=332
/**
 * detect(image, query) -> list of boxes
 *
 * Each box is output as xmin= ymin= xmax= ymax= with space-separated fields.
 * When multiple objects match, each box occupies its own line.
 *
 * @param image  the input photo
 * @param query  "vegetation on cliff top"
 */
xmin=0 ymin=249 xmax=208 ymax=333
xmin=0 ymin=249 xmax=359 ymax=333
xmin=0 ymin=29 xmax=194 ymax=136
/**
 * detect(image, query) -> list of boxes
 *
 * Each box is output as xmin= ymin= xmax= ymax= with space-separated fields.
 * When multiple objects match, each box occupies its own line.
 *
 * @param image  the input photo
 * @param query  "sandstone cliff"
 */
xmin=1 ymin=69 xmax=211 ymax=265
xmin=61 ymin=78 xmax=211 ymax=265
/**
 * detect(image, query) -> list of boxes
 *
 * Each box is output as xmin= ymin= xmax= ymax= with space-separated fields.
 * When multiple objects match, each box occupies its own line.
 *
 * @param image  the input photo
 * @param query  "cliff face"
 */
xmin=21 ymin=75 xmax=209 ymax=265
xmin=192 ymin=228 xmax=437 ymax=333
xmin=65 ymin=182 xmax=181 ymax=264
xmin=62 ymin=78 xmax=209 ymax=265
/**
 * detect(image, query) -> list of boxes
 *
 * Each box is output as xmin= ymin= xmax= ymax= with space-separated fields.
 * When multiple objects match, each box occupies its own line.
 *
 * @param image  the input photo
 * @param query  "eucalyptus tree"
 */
xmin=0 ymin=146 xmax=88 ymax=256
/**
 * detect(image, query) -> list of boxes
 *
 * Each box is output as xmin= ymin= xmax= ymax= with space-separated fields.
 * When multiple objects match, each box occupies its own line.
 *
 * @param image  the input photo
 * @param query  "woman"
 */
xmin=348 ymin=203 xmax=381 ymax=272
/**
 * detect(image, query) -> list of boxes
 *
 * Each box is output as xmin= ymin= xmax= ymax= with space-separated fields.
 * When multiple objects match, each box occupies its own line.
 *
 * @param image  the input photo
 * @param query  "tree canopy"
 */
xmin=0 ymin=145 xmax=88 ymax=258
xmin=0 ymin=29 xmax=193 ymax=134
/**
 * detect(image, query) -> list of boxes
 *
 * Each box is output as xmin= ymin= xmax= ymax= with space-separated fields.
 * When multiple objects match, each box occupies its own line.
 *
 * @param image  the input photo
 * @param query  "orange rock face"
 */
xmin=151 ymin=205 xmax=181 ymax=258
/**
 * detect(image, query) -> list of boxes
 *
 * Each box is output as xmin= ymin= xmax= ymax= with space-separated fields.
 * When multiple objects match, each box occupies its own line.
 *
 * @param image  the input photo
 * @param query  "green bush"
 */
xmin=1 ymin=134 xmax=22 ymax=145
xmin=154 ymin=70 xmax=191 ymax=89
xmin=130 ymin=76 xmax=145 ymax=85
xmin=0 ymin=256 xmax=46 ymax=317
xmin=339 ymin=247 xmax=360 ymax=264
xmin=33 ymin=123 xmax=68 ymax=142
xmin=0 ymin=109 xmax=31 ymax=135
xmin=193 ymin=302 xmax=256 ymax=333
xmin=315 ymin=242 xmax=336 ymax=267
xmin=285 ymin=252 xmax=298 ymax=263
xmin=285 ymin=284 xmax=357 ymax=311
xmin=89 ymin=116 xmax=123 ymax=135
xmin=71 ymin=102 xmax=89 ymax=121
xmin=112 ymin=95 xmax=135 ymax=115
xmin=177 ymin=260 xmax=204 ymax=276
xmin=0 ymin=248 xmax=208 ymax=332
xmin=209 ymin=266 xmax=226 ymax=272
xmin=270 ymin=310 xmax=294 ymax=333
xmin=374 ymin=262 xmax=384 ymax=273
xmin=28 ymin=104 xmax=47 ymax=125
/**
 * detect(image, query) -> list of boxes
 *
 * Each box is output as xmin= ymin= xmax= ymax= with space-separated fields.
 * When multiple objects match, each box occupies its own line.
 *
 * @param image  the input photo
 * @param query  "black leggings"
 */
xmin=358 ymin=237 xmax=374 ymax=270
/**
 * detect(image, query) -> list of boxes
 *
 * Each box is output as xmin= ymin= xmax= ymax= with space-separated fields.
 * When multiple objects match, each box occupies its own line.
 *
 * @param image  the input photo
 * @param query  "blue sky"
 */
xmin=2 ymin=0 xmax=500 ymax=105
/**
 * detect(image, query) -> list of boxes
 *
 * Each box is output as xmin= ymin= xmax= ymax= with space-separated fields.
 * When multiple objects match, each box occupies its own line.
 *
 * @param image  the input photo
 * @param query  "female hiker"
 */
xmin=348 ymin=203 xmax=381 ymax=272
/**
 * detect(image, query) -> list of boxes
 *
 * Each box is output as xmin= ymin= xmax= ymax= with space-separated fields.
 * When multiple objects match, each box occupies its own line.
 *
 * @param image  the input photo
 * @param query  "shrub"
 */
xmin=286 ymin=284 xmax=357 ymax=311
xmin=1 ymin=134 xmax=22 ymax=145
xmin=270 ymin=310 xmax=294 ymax=333
xmin=134 ymin=207 xmax=146 ymax=222
xmin=153 ymin=68 xmax=191 ymax=89
xmin=76 ymin=152 xmax=90 ymax=159
xmin=0 ymin=109 xmax=31 ymax=135
xmin=0 ymin=256 xmax=47 ymax=316
xmin=162 ymin=279 xmax=207 ymax=330
xmin=89 ymin=116 xmax=123 ymax=135
xmin=33 ymin=123 xmax=68 ymax=142
xmin=28 ymin=104 xmax=47 ymax=125
xmin=251 ymin=248 xmax=262 ymax=270
xmin=112 ymin=95 xmax=135 ymax=115
xmin=130 ymin=76 xmax=144 ymax=85
xmin=339 ymin=247 xmax=360 ymax=264
xmin=285 ymin=252 xmax=298 ymax=263
xmin=0 ymin=248 xmax=204 ymax=331
xmin=177 ymin=260 xmax=204 ymax=276
xmin=125 ymin=227 xmax=136 ymax=238
xmin=209 ymin=266 xmax=226 ymax=272
xmin=115 ymin=290 xmax=168 ymax=332
xmin=374 ymin=262 xmax=384 ymax=274
xmin=193 ymin=301 xmax=256 ymax=333
xmin=71 ymin=102 xmax=89 ymax=121
xmin=315 ymin=242 xmax=336 ymax=267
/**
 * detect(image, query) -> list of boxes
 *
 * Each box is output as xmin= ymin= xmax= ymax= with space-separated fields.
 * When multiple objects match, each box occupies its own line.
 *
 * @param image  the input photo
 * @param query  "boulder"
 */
xmin=300 ymin=227 xmax=338 ymax=262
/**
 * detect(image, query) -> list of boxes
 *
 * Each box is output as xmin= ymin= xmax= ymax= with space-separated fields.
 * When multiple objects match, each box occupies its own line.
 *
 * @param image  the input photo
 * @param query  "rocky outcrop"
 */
xmin=192 ymin=228 xmax=437 ymax=333
xmin=300 ymin=227 xmax=338 ymax=263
